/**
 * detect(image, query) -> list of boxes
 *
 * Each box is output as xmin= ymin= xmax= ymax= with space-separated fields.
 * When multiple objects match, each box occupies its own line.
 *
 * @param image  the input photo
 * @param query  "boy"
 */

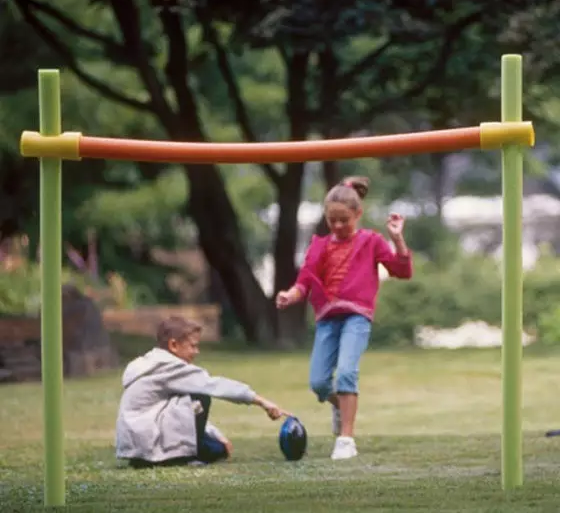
xmin=115 ymin=316 xmax=288 ymax=466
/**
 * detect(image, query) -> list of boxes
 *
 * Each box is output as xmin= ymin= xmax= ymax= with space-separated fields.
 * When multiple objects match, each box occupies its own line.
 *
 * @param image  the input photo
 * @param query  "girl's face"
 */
xmin=325 ymin=202 xmax=362 ymax=240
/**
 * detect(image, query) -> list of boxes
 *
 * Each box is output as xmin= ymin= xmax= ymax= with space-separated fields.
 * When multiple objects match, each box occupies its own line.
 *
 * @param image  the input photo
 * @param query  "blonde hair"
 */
xmin=324 ymin=176 xmax=370 ymax=211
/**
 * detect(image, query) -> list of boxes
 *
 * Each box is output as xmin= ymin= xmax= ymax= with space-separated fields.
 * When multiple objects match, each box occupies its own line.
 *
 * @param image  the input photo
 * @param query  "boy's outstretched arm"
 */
xmin=252 ymin=394 xmax=291 ymax=420
xmin=166 ymin=363 xmax=291 ymax=419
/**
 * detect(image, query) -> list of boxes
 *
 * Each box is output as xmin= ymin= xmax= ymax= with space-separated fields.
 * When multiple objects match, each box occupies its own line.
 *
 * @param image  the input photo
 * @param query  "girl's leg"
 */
xmin=327 ymin=394 xmax=339 ymax=408
xmin=309 ymin=318 xmax=341 ymax=403
xmin=338 ymin=394 xmax=358 ymax=437
xmin=335 ymin=315 xmax=371 ymax=437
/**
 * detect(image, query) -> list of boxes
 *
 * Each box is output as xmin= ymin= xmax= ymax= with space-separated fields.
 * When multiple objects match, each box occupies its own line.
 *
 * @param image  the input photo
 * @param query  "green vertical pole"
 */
xmin=501 ymin=55 xmax=523 ymax=490
xmin=39 ymin=69 xmax=65 ymax=506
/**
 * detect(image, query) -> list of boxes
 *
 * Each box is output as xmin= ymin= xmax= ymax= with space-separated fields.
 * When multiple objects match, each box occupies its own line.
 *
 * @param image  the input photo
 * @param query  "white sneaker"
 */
xmin=330 ymin=436 xmax=358 ymax=460
xmin=331 ymin=405 xmax=341 ymax=436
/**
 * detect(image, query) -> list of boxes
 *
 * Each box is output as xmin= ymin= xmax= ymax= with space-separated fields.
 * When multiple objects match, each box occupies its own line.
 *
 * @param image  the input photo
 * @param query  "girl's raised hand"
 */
xmin=386 ymin=213 xmax=405 ymax=240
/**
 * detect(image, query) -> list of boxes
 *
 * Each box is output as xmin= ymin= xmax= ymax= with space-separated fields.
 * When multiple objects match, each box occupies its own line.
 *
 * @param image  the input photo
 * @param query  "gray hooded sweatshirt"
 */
xmin=115 ymin=348 xmax=257 ymax=462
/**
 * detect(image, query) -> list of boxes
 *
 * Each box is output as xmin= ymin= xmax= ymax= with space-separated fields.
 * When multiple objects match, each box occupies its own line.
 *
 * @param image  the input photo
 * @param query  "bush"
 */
xmin=0 ymin=262 xmax=96 ymax=316
xmin=0 ymin=262 xmax=43 ymax=316
xmin=537 ymin=304 xmax=560 ymax=347
xmin=0 ymin=260 xmax=140 ymax=316
xmin=372 ymin=250 xmax=560 ymax=347
xmin=522 ymin=250 xmax=560 ymax=334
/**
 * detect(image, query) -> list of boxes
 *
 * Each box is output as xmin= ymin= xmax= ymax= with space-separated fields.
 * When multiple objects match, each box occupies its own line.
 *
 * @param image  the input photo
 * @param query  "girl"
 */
xmin=275 ymin=176 xmax=412 ymax=460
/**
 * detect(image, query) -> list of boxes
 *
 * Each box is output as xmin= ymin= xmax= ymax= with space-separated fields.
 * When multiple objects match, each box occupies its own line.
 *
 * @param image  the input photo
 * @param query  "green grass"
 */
xmin=0 ymin=344 xmax=559 ymax=512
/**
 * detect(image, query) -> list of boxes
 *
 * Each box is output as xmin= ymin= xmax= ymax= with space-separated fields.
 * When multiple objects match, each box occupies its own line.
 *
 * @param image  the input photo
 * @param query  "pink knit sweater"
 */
xmin=294 ymin=229 xmax=413 ymax=321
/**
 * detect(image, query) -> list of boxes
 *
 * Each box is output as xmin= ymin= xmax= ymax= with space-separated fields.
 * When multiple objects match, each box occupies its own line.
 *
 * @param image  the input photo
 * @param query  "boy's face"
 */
xmin=168 ymin=331 xmax=201 ymax=363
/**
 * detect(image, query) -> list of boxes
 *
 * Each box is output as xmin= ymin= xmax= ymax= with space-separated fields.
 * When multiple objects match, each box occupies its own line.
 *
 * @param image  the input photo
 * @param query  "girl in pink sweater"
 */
xmin=276 ymin=176 xmax=413 ymax=460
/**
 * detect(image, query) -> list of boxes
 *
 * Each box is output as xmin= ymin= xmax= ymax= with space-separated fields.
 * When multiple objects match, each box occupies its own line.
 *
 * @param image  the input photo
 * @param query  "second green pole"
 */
xmin=501 ymin=54 xmax=524 ymax=490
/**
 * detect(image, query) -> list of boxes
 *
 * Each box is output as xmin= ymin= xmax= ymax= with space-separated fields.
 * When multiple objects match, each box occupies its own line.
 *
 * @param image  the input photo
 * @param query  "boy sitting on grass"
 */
xmin=116 ymin=316 xmax=289 ymax=467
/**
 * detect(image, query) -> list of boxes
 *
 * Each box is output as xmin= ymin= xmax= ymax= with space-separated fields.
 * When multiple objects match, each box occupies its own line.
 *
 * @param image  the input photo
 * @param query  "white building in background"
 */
xmin=254 ymin=193 xmax=560 ymax=296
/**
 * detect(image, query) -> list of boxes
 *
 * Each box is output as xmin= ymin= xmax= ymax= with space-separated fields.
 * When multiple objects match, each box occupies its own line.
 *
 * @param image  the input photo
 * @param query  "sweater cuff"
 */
xmin=245 ymin=389 xmax=258 ymax=404
xmin=294 ymin=283 xmax=308 ymax=298
xmin=396 ymin=249 xmax=412 ymax=260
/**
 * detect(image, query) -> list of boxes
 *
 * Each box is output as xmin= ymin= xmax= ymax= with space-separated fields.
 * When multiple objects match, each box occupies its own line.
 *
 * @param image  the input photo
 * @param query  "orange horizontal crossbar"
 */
xmin=78 ymin=127 xmax=481 ymax=163
xmin=19 ymin=122 xmax=534 ymax=163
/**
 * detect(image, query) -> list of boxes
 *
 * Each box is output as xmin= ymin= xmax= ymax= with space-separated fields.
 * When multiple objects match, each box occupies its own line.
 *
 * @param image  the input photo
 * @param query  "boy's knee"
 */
xmin=309 ymin=377 xmax=331 ymax=402
xmin=198 ymin=434 xmax=228 ymax=464
xmin=335 ymin=367 xmax=359 ymax=394
xmin=191 ymin=394 xmax=211 ymax=410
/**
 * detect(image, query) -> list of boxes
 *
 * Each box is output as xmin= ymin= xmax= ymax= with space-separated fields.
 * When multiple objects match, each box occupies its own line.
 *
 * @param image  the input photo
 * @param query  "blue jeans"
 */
xmin=309 ymin=314 xmax=371 ymax=402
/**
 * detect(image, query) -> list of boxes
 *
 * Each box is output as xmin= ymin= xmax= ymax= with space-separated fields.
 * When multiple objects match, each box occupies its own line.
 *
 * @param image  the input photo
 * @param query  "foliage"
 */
xmin=2 ymin=0 xmax=560 ymax=346
xmin=0 ymin=240 xmax=143 ymax=315
xmin=223 ymin=166 xmax=276 ymax=263
xmin=372 ymin=250 xmax=560 ymax=347
xmin=0 ymin=261 xmax=87 ymax=316
xmin=77 ymin=168 xmax=189 ymax=244
xmin=0 ymin=260 xmax=151 ymax=315
xmin=395 ymin=215 xmax=460 ymax=265
xmin=524 ymin=249 xmax=561 ymax=346
xmin=537 ymin=305 xmax=560 ymax=347
xmin=0 ymin=262 xmax=43 ymax=315
xmin=73 ymin=169 xmax=196 ymax=305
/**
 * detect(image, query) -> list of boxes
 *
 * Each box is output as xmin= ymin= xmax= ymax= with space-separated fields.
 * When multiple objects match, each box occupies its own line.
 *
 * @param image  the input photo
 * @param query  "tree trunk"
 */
xmin=315 ymin=45 xmax=340 ymax=237
xmin=274 ymin=166 xmax=306 ymax=347
xmin=273 ymin=50 xmax=310 ymax=347
xmin=146 ymin=20 xmax=281 ymax=347
xmin=164 ymin=83 xmax=276 ymax=346
xmin=430 ymin=153 xmax=447 ymax=222
xmin=0 ymin=154 xmax=35 ymax=242
xmin=186 ymin=163 xmax=277 ymax=346
xmin=315 ymin=157 xmax=340 ymax=236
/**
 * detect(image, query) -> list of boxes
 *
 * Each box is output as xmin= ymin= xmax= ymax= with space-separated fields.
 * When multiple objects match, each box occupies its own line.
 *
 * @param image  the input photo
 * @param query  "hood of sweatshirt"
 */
xmin=122 ymin=348 xmax=181 ymax=388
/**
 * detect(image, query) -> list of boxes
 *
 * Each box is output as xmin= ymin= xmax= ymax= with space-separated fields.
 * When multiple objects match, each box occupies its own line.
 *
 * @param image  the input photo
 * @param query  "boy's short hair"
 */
xmin=156 ymin=316 xmax=202 ymax=349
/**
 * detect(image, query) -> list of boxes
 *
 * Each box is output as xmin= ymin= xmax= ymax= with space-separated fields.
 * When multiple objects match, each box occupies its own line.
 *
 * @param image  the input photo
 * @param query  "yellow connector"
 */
xmin=20 ymin=131 xmax=82 ymax=160
xmin=480 ymin=122 xmax=535 ymax=150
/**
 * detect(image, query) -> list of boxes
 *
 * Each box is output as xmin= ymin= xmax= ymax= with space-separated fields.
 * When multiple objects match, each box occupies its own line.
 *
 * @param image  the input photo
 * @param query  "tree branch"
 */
xmin=335 ymin=37 xmax=393 ymax=92
xmin=277 ymin=44 xmax=289 ymax=67
xmin=12 ymin=0 xmax=153 ymax=112
xmin=315 ymin=45 xmax=339 ymax=236
xmin=108 ymin=0 xmax=179 ymax=133
xmin=22 ymin=0 xmax=133 ymax=65
xmin=353 ymin=10 xmax=484 ymax=130
xmin=156 ymin=8 xmax=206 ymax=141
xmin=196 ymin=8 xmax=281 ymax=186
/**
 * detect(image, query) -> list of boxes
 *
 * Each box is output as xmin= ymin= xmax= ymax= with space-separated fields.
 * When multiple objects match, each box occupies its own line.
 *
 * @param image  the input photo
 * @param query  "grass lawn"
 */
xmin=0 ymin=343 xmax=558 ymax=512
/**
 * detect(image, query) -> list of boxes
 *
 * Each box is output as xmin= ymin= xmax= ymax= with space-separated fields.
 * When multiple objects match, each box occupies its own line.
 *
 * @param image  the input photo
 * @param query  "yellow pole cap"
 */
xmin=20 ymin=131 xmax=82 ymax=160
xmin=480 ymin=122 xmax=535 ymax=150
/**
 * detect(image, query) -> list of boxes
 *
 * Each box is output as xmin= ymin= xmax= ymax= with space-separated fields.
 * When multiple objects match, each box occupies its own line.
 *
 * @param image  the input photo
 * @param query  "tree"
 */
xmin=9 ymin=0 xmax=560 ymax=346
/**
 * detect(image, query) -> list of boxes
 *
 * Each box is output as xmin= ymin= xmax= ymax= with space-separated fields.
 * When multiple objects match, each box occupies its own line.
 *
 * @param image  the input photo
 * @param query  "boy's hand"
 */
xmin=254 ymin=396 xmax=291 ymax=420
xmin=218 ymin=436 xmax=233 ymax=458
xmin=386 ymin=213 xmax=405 ymax=240
xmin=263 ymin=401 xmax=287 ymax=420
